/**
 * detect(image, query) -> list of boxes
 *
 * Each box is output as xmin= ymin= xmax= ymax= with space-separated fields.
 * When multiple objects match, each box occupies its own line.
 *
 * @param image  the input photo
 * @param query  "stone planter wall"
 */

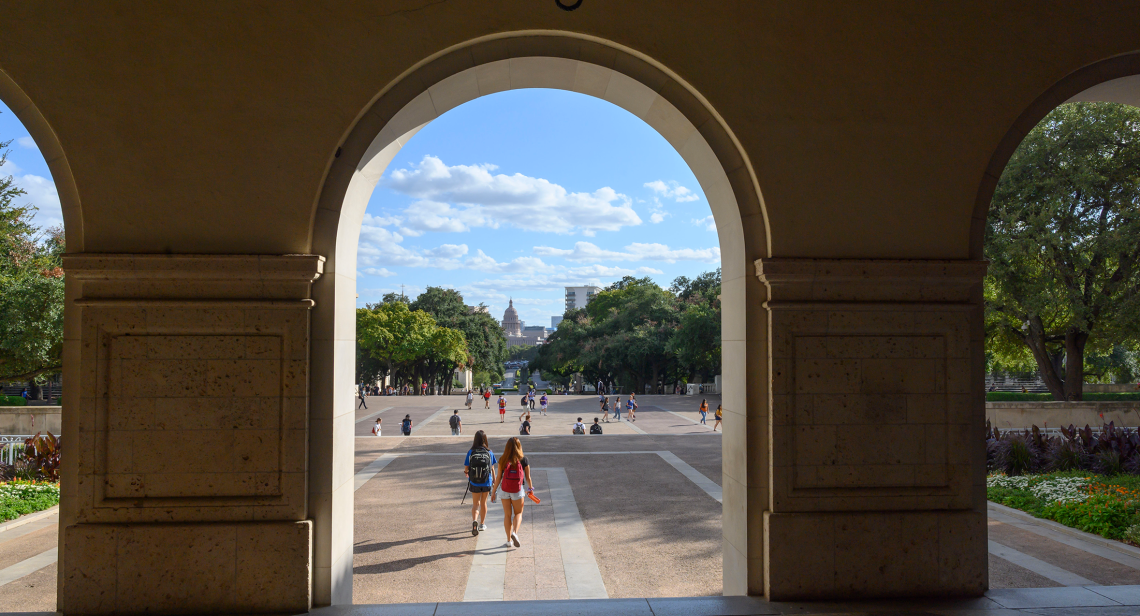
xmin=0 ymin=406 xmax=62 ymax=435
xmin=986 ymin=402 xmax=1140 ymax=429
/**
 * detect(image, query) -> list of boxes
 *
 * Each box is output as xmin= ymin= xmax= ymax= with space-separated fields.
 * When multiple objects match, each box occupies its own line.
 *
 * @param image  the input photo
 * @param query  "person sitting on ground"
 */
xmin=589 ymin=417 xmax=603 ymax=435
xmin=572 ymin=417 xmax=586 ymax=435
xmin=450 ymin=410 xmax=462 ymax=436
xmin=520 ymin=413 xmax=531 ymax=435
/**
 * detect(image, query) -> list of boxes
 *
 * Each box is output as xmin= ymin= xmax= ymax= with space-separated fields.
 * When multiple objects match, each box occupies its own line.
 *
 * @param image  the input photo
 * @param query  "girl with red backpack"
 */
xmin=490 ymin=437 xmax=536 ymax=548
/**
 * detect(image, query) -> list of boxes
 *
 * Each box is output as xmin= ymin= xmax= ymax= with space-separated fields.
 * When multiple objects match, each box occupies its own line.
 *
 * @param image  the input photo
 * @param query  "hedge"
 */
xmin=987 ymin=392 xmax=1140 ymax=402
xmin=0 ymin=396 xmax=26 ymax=407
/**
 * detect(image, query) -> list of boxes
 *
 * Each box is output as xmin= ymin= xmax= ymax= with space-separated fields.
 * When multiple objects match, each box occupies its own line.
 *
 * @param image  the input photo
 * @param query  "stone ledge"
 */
xmin=755 ymin=258 xmax=987 ymax=303
xmin=63 ymin=254 xmax=325 ymax=281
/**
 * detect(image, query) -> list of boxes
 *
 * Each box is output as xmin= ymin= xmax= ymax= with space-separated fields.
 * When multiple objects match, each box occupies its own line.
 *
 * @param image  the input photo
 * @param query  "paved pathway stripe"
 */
xmin=411 ymin=407 xmax=450 ymax=434
xmin=662 ymin=410 xmax=713 ymax=430
xmin=541 ymin=467 xmax=608 ymax=600
xmin=987 ymin=540 xmax=1094 ymax=586
xmin=355 ymin=407 xmax=393 ymax=424
xmin=0 ymin=546 xmax=57 ymax=587
xmin=0 ymin=508 xmax=57 ymax=539
xmin=354 ymin=454 xmax=400 ymax=492
xmin=622 ymin=419 xmax=648 ymax=435
xmin=655 ymin=451 xmax=722 ymax=503
xmin=989 ymin=501 xmax=1140 ymax=566
xmin=462 ymin=504 xmax=508 ymax=601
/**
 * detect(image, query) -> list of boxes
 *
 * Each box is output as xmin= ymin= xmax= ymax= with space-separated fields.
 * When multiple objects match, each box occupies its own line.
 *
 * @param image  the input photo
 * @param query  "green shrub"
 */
xmin=0 ymin=396 xmax=26 ymax=407
xmin=1124 ymin=523 xmax=1140 ymax=545
xmin=0 ymin=481 xmax=60 ymax=521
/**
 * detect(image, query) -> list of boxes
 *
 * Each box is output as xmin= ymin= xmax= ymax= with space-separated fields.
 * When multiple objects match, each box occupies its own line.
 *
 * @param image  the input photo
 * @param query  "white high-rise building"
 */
xmin=564 ymin=286 xmax=601 ymax=312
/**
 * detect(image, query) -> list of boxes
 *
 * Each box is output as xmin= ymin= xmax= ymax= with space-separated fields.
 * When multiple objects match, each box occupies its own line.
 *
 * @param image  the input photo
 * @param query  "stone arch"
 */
xmin=971 ymin=52 xmax=1140 ymax=259
xmin=307 ymin=32 xmax=768 ymax=605
xmin=0 ymin=66 xmax=83 ymax=250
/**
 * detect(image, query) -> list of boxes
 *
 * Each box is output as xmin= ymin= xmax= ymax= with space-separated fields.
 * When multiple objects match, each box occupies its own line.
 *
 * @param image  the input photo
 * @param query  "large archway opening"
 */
xmin=309 ymin=35 xmax=767 ymax=605
xmin=979 ymin=53 xmax=1140 ymax=592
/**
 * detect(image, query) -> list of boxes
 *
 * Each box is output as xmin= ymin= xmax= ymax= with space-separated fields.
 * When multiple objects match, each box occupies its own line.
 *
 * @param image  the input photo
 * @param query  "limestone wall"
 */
xmin=986 ymin=402 xmax=1140 ymax=429
xmin=0 ymin=407 xmax=62 ymax=435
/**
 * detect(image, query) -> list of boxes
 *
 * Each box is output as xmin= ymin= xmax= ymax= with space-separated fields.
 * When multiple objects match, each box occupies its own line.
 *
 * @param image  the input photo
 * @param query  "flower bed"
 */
xmin=988 ymin=472 xmax=1140 ymax=544
xmin=0 ymin=480 xmax=60 ymax=521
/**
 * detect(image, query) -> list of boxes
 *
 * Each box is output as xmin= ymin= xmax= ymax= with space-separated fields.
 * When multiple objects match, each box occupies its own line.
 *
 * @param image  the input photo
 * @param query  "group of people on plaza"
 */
xmin=598 ymin=392 xmax=637 ymax=423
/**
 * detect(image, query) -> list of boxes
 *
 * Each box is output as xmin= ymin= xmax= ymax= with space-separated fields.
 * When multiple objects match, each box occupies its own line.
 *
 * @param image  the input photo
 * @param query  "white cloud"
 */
xmin=645 ymin=180 xmax=699 ymax=202
xmin=16 ymin=136 xmax=37 ymax=149
xmin=0 ymin=156 xmax=62 ymax=229
xmin=360 ymin=267 xmax=397 ymax=278
xmin=533 ymin=241 xmax=720 ymax=264
xmin=650 ymin=212 xmax=665 ymax=223
xmin=692 ymin=215 xmax=717 ymax=232
xmin=384 ymin=155 xmax=641 ymax=236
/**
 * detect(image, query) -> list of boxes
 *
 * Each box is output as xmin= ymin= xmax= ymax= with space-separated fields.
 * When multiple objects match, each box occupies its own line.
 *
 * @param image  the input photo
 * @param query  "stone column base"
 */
xmin=764 ymin=510 xmax=986 ymax=600
xmin=62 ymin=520 xmax=312 ymax=615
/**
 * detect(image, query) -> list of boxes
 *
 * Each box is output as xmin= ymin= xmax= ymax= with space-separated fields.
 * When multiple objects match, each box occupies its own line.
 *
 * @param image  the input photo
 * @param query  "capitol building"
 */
xmin=500 ymin=299 xmax=549 ymax=347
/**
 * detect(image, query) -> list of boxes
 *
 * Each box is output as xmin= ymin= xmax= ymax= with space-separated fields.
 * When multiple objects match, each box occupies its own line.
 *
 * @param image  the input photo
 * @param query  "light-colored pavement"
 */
xmin=9 ymin=393 xmax=1140 ymax=612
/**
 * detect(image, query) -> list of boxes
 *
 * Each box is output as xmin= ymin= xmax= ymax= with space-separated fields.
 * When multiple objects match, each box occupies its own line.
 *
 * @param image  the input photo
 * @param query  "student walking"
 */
xmin=612 ymin=396 xmax=621 ymax=421
xmin=528 ymin=392 xmax=536 ymax=411
xmin=371 ymin=417 xmax=382 ymax=436
xmin=356 ymin=386 xmax=367 ymax=409
xmin=449 ymin=410 xmax=463 ymax=436
xmin=699 ymin=399 xmax=709 ymax=425
xmin=498 ymin=395 xmax=507 ymax=422
xmin=490 ymin=437 xmax=535 ymax=548
xmin=464 ymin=430 xmax=496 ymax=536
xmin=713 ymin=404 xmax=723 ymax=431
xmin=520 ymin=413 xmax=532 ymax=435
xmin=465 ymin=390 xmax=474 ymax=409
xmin=484 ymin=389 xmax=492 ymax=408
xmin=401 ymin=414 xmax=413 ymax=436
xmin=539 ymin=393 xmax=548 ymax=416
xmin=601 ymin=398 xmax=610 ymax=422
xmin=626 ymin=396 xmax=636 ymax=422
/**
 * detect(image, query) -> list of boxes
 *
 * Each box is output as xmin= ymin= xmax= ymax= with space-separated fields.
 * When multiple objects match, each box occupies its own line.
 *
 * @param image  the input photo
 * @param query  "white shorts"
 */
xmin=498 ymin=488 xmax=525 ymax=501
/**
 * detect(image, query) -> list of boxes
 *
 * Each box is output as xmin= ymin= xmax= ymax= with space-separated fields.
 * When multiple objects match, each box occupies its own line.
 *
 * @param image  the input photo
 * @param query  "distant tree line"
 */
xmin=356 ymin=288 xmax=507 ymax=393
xmin=531 ymin=269 xmax=721 ymax=393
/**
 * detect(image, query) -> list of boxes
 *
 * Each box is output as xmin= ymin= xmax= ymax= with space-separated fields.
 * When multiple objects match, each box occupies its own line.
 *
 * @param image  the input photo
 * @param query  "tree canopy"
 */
xmin=985 ymin=102 xmax=1140 ymax=400
xmin=0 ymin=131 xmax=64 ymax=383
xmin=532 ymin=269 xmax=721 ymax=393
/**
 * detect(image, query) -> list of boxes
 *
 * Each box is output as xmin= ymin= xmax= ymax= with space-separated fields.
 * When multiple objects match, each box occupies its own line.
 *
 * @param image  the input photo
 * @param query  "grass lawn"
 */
xmin=988 ymin=471 xmax=1140 ymax=544
xmin=0 ymin=481 xmax=60 ymax=521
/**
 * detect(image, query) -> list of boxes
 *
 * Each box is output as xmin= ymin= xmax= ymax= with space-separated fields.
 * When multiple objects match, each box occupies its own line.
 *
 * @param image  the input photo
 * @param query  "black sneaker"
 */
xmin=472 ymin=520 xmax=479 ymax=536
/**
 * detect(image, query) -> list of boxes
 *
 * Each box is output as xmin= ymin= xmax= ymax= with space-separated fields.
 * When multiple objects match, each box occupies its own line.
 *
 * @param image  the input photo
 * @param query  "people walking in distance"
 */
xmin=528 ymin=391 xmax=536 ymax=411
xmin=600 ymin=398 xmax=610 ymax=422
xmin=490 ymin=437 xmax=535 ymax=548
xmin=449 ymin=410 xmax=463 ymax=436
xmin=498 ymin=395 xmax=507 ymax=422
xmin=699 ymin=399 xmax=709 ymax=425
xmin=483 ymin=389 xmax=492 ymax=408
xmin=612 ymin=396 xmax=621 ymax=421
xmin=713 ymin=404 xmax=723 ymax=431
xmin=572 ymin=417 xmax=586 ymax=434
xmin=401 ymin=414 xmax=413 ymax=436
xmin=421 ymin=381 xmax=428 ymax=396
xmin=464 ymin=430 xmax=496 ymax=536
xmin=520 ymin=413 xmax=532 ymax=435
xmin=357 ymin=386 xmax=367 ymax=410
xmin=626 ymin=396 xmax=637 ymax=422
xmin=465 ymin=390 xmax=474 ymax=409
xmin=614 ymin=396 xmax=621 ymax=421
xmin=629 ymin=392 xmax=638 ymax=414
xmin=590 ymin=417 xmax=603 ymax=434
xmin=539 ymin=393 xmax=548 ymax=416
xmin=372 ymin=417 xmax=382 ymax=436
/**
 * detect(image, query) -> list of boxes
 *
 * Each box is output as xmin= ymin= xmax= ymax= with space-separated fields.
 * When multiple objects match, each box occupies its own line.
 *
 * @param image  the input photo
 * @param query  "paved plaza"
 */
xmin=5 ymin=394 xmax=1140 ymax=612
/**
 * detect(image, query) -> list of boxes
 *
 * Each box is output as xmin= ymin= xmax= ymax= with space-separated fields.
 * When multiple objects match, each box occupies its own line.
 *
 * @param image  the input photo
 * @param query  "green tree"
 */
xmin=411 ymin=287 xmax=506 ymax=382
xmin=986 ymin=102 xmax=1140 ymax=400
xmin=0 ymin=132 xmax=64 ymax=384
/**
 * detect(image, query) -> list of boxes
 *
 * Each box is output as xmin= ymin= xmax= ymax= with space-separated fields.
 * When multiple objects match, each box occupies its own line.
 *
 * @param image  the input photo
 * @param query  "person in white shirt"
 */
xmin=572 ymin=417 xmax=586 ymax=434
xmin=465 ymin=390 xmax=474 ymax=409
xmin=371 ymin=417 xmax=381 ymax=436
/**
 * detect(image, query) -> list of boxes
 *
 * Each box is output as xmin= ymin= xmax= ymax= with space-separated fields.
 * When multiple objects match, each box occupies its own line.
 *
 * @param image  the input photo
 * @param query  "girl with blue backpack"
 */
xmin=464 ymin=430 xmax=496 ymax=536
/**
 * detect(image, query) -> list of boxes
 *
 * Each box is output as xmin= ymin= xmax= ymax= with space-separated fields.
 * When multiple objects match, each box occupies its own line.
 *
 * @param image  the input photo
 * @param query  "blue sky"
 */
xmin=1 ymin=89 xmax=722 ymax=328
xmin=357 ymin=89 xmax=720 ymax=327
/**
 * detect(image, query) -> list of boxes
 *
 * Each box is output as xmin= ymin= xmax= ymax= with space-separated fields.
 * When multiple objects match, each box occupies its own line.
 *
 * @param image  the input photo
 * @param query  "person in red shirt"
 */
xmin=498 ymin=395 xmax=506 ymax=422
xmin=483 ymin=389 xmax=492 ymax=409
xmin=490 ymin=437 xmax=536 ymax=548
